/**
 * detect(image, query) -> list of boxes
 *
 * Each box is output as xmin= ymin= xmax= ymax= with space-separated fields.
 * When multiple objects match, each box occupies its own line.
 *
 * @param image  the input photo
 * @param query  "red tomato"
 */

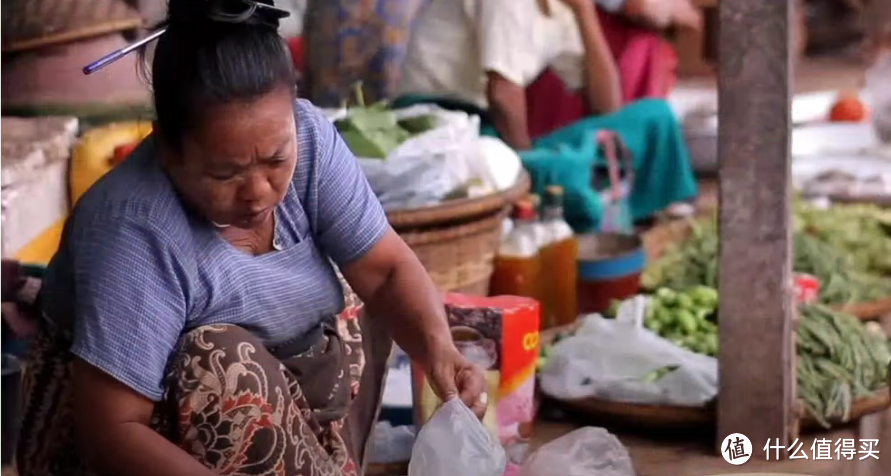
xmin=829 ymin=94 xmax=868 ymax=122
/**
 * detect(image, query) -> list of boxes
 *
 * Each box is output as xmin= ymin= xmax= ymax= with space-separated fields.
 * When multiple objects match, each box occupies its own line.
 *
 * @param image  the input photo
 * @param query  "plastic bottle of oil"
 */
xmin=489 ymin=199 xmax=542 ymax=301
xmin=539 ymin=186 xmax=578 ymax=328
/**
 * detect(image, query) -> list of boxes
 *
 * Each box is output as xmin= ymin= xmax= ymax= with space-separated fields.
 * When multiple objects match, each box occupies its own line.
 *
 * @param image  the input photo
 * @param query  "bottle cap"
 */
xmin=545 ymin=185 xmax=564 ymax=197
xmin=511 ymin=199 xmax=536 ymax=220
xmin=528 ymin=194 xmax=541 ymax=208
xmin=543 ymin=185 xmax=564 ymax=208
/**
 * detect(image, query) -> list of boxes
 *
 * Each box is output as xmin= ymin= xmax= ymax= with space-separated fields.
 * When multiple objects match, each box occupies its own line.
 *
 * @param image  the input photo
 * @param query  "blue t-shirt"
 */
xmin=42 ymin=100 xmax=389 ymax=401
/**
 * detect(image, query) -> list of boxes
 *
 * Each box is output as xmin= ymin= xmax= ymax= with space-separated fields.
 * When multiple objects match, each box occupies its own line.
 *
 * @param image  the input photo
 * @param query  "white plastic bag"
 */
xmin=350 ymin=105 xmax=483 ymax=209
xmin=538 ymin=296 xmax=717 ymax=406
xmin=408 ymin=398 xmax=507 ymax=476
xmin=867 ymin=50 xmax=891 ymax=144
xmin=518 ymin=428 xmax=636 ymax=476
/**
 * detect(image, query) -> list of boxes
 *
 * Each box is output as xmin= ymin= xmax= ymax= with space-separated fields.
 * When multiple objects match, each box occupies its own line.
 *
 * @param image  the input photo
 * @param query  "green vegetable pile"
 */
xmin=794 ymin=202 xmax=891 ymax=276
xmin=643 ymin=202 xmax=891 ymax=305
xmin=643 ymin=286 xmax=719 ymax=356
xmin=797 ymin=304 xmax=891 ymax=427
xmin=335 ymin=83 xmax=436 ymax=159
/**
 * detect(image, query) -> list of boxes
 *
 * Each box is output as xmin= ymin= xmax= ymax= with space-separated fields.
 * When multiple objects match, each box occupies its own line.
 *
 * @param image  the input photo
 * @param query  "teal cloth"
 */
xmin=391 ymin=95 xmax=698 ymax=231
xmin=520 ymin=99 xmax=698 ymax=231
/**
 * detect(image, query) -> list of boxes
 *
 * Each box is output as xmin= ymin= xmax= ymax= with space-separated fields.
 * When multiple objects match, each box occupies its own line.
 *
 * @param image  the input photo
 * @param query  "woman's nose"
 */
xmin=238 ymin=170 xmax=272 ymax=203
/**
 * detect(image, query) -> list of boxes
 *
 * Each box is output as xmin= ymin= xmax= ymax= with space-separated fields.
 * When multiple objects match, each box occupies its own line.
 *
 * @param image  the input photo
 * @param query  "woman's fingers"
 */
xmin=456 ymin=366 xmax=488 ymax=420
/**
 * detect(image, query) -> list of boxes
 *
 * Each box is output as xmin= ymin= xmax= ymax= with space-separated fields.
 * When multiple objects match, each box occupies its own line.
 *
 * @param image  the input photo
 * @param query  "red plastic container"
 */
xmin=793 ymin=273 xmax=821 ymax=304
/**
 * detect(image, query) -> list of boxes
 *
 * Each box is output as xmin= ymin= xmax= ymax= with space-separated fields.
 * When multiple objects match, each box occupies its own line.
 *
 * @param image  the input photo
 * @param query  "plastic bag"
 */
xmin=368 ymin=422 xmax=416 ymax=464
xmin=325 ymin=104 xmax=486 ymax=209
xmin=518 ymin=428 xmax=636 ymax=476
xmin=408 ymin=398 xmax=507 ymax=476
xmin=538 ymin=296 xmax=717 ymax=406
xmin=595 ymin=131 xmax=634 ymax=234
xmin=867 ymin=50 xmax=891 ymax=144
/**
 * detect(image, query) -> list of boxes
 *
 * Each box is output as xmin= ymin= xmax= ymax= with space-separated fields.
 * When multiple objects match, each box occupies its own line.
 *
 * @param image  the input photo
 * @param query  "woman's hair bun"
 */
xmin=166 ymin=0 xmax=289 ymax=30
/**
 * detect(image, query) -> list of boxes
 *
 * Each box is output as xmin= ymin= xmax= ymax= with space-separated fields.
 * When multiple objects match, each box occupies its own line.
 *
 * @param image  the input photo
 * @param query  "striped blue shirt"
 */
xmin=42 ymin=100 xmax=389 ymax=401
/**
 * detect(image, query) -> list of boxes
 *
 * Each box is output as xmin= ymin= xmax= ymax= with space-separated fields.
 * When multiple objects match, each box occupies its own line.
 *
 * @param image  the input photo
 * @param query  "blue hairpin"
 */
xmin=82 ymin=0 xmax=290 ymax=76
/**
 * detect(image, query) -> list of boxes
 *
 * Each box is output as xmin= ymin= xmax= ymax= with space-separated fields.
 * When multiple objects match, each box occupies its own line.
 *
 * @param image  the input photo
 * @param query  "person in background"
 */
xmin=302 ymin=0 xmax=429 ymax=107
xmin=590 ymin=0 xmax=702 ymax=103
xmin=396 ymin=0 xmax=698 ymax=225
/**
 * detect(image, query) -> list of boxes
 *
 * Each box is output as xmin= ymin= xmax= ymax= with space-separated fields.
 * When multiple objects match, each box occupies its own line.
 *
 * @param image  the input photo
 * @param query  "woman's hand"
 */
xmin=624 ymin=0 xmax=702 ymax=32
xmin=668 ymin=0 xmax=703 ymax=32
xmin=555 ymin=0 xmax=595 ymax=15
xmin=338 ymin=230 xmax=488 ymax=417
xmin=426 ymin=346 xmax=489 ymax=419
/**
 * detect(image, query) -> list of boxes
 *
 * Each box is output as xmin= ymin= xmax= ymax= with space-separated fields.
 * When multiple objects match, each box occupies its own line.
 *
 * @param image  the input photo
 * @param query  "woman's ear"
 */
xmin=155 ymin=130 xmax=182 ymax=170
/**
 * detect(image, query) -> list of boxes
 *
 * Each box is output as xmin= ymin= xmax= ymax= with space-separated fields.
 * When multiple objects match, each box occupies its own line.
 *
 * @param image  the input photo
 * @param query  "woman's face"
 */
xmin=162 ymin=87 xmax=298 ymax=229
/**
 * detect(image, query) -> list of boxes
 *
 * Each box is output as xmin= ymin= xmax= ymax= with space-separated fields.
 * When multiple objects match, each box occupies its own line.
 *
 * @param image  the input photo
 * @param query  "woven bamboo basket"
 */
xmin=641 ymin=218 xmax=891 ymax=321
xmin=386 ymin=172 xmax=530 ymax=295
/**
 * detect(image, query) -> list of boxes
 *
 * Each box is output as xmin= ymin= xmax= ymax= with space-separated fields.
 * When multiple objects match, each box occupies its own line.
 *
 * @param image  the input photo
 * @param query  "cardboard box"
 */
xmin=412 ymin=294 xmax=540 ymax=444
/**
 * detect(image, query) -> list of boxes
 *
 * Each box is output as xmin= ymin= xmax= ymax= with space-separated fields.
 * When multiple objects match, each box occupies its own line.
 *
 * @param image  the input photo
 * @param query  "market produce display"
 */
xmin=794 ymin=202 xmax=891 ymax=277
xmin=643 ymin=202 xmax=891 ymax=305
xmin=642 ymin=286 xmax=719 ymax=356
xmin=538 ymin=294 xmax=891 ymax=428
xmin=797 ymin=304 xmax=890 ymax=427
xmin=334 ymin=83 xmax=436 ymax=159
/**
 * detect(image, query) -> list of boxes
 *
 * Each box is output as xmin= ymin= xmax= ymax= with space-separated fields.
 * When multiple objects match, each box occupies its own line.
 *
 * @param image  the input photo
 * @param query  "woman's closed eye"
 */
xmin=208 ymin=169 xmax=241 ymax=181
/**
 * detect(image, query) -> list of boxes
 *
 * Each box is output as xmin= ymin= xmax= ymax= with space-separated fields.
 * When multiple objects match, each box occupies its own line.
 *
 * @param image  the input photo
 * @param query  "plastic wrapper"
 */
xmin=538 ymin=297 xmax=717 ymax=406
xmin=408 ymin=398 xmax=507 ymax=476
xmin=518 ymin=428 xmax=636 ymax=476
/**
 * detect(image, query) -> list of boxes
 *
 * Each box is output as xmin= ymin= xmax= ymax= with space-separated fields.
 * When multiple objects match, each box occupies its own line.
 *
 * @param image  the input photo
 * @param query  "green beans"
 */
xmin=797 ymin=304 xmax=891 ymax=428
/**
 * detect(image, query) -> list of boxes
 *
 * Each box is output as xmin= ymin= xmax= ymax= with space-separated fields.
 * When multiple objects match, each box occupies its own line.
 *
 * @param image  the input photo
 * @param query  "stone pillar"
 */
xmin=715 ymin=0 xmax=796 ymax=458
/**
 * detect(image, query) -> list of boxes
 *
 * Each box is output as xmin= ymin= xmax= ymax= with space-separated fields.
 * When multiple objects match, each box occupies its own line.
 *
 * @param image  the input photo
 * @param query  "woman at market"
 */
xmin=15 ymin=1 xmax=487 ymax=475
xmin=396 ymin=0 xmax=699 ymax=224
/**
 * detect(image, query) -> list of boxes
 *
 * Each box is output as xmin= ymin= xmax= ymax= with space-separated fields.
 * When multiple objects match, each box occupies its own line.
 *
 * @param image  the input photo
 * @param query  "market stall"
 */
xmin=2 ymin=0 xmax=891 ymax=474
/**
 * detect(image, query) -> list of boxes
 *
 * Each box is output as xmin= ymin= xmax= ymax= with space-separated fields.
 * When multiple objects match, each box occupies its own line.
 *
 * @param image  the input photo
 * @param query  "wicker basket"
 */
xmin=544 ymin=387 xmax=890 ymax=431
xmin=387 ymin=173 xmax=531 ymax=295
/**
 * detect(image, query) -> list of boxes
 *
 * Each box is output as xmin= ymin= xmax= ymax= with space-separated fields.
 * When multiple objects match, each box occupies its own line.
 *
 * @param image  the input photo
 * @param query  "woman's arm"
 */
xmin=486 ymin=72 xmax=533 ymax=151
xmin=73 ymin=359 xmax=217 ymax=476
xmin=566 ymin=0 xmax=623 ymax=115
xmin=339 ymin=229 xmax=454 ymax=366
xmin=61 ymin=215 xmax=201 ymax=474
xmin=341 ymin=230 xmax=487 ymax=415
xmin=308 ymin=104 xmax=487 ymax=413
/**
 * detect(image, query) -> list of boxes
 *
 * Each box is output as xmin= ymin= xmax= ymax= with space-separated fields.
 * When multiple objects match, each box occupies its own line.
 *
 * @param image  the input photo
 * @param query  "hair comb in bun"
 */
xmin=82 ymin=0 xmax=290 ymax=75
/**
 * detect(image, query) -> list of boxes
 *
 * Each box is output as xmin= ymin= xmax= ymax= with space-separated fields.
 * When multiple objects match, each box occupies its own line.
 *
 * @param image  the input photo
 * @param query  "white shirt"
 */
xmin=398 ymin=0 xmax=585 ymax=109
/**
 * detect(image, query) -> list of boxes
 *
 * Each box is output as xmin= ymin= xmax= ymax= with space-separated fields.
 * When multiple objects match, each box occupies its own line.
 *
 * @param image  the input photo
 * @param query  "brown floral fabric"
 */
xmin=16 ymin=271 xmax=370 ymax=476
